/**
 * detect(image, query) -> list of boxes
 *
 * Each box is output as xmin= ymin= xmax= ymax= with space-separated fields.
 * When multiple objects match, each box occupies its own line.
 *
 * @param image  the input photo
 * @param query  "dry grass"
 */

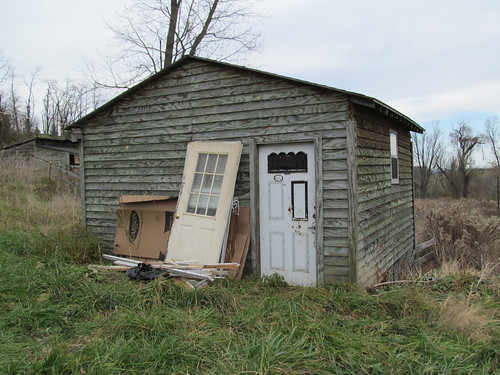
xmin=0 ymin=157 xmax=80 ymax=233
xmin=416 ymin=199 xmax=500 ymax=269
xmin=440 ymin=297 xmax=495 ymax=340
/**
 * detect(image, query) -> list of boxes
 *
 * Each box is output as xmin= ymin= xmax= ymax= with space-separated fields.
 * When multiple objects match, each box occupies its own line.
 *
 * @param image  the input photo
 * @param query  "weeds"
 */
xmin=0 ymin=243 xmax=498 ymax=374
xmin=0 ymin=157 xmax=80 ymax=233
xmin=440 ymin=297 xmax=493 ymax=340
xmin=0 ymin=158 xmax=498 ymax=373
xmin=416 ymin=198 xmax=500 ymax=269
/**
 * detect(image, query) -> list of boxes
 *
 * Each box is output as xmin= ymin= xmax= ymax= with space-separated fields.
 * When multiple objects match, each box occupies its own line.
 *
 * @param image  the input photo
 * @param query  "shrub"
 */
xmin=416 ymin=199 xmax=500 ymax=269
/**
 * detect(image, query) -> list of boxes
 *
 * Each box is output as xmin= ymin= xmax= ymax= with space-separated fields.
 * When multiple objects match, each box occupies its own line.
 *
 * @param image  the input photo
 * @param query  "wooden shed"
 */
xmin=1 ymin=136 xmax=80 ymax=174
xmin=68 ymin=56 xmax=424 ymax=287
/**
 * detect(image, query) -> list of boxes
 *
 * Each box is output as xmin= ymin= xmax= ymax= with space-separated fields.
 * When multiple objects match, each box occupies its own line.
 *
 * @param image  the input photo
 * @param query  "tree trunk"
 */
xmin=189 ymin=0 xmax=219 ymax=56
xmin=164 ymin=0 xmax=181 ymax=69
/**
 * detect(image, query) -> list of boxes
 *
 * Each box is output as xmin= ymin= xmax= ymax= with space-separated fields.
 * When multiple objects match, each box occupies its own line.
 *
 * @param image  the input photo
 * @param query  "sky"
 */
xmin=1 ymin=0 xmax=499 ymax=150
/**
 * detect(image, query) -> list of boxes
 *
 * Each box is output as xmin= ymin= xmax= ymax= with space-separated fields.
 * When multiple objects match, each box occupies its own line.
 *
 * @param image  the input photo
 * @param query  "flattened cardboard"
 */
xmin=114 ymin=195 xmax=177 ymax=260
xmin=226 ymin=207 xmax=250 ymax=278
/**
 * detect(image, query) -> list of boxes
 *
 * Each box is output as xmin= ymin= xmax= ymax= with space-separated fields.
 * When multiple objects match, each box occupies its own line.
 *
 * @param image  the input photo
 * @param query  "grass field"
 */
xmin=0 ymin=158 xmax=498 ymax=374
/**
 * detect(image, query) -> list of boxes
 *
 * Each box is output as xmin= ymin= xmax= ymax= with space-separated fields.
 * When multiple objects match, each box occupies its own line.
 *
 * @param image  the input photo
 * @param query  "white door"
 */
xmin=166 ymin=141 xmax=243 ymax=264
xmin=259 ymin=143 xmax=317 ymax=286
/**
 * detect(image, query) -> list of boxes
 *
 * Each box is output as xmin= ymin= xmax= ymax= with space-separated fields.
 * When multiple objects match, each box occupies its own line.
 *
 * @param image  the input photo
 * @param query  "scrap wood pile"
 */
xmin=98 ymin=254 xmax=240 ymax=289
xmin=98 ymin=204 xmax=251 ymax=289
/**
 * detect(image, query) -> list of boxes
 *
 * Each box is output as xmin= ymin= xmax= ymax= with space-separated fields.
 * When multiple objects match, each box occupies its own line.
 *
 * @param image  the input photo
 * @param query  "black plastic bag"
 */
xmin=125 ymin=263 xmax=168 ymax=281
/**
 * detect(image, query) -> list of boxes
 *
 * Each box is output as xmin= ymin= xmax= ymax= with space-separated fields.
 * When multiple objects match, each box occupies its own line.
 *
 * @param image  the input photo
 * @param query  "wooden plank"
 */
xmin=323 ymin=266 xmax=350 ymax=277
xmin=91 ymin=99 xmax=346 ymax=129
xmin=111 ymin=90 xmax=344 ymax=118
xmin=314 ymin=135 xmax=325 ymax=287
xmin=416 ymin=252 xmax=435 ymax=266
xmin=324 ymin=274 xmax=350 ymax=284
xmin=324 ymin=256 xmax=350 ymax=267
xmin=324 ymin=247 xmax=349 ymax=257
xmin=415 ymin=238 xmax=436 ymax=253
xmin=346 ymin=118 xmax=358 ymax=284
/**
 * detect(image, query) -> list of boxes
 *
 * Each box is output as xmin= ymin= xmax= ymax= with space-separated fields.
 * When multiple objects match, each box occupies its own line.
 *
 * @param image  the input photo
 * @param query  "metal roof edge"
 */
xmin=350 ymin=95 xmax=424 ymax=133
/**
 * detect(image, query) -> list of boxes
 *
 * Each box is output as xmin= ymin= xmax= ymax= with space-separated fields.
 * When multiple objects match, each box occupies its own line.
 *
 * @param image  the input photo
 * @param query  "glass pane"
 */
xmin=196 ymin=153 xmax=208 ymax=172
xmin=268 ymin=152 xmax=307 ymax=173
xmin=207 ymin=196 xmax=219 ymax=216
xmin=201 ymin=174 xmax=213 ymax=194
xmin=187 ymin=193 xmax=198 ymax=213
xmin=192 ymin=173 xmax=203 ymax=192
xmin=390 ymin=132 xmax=398 ymax=157
xmin=216 ymin=155 xmax=228 ymax=174
xmin=391 ymin=157 xmax=398 ymax=180
xmin=212 ymin=175 xmax=223 ymax=194
xmin=196 ymin=195 xmax=209 ymax=215
xmin=206 ymin=154 xmax=217 ymax=173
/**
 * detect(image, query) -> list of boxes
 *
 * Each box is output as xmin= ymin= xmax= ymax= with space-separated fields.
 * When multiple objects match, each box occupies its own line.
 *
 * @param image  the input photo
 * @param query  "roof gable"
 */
xmin=68 ymin=56 xmax=423 ymax=133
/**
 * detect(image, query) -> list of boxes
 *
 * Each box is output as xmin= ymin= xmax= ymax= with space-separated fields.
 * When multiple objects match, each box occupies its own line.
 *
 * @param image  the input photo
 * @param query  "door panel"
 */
xmin=259 ymin=143 xmax=317 ymax=286
xmin=269 ymin=232 xmax=286 ymax=270
xmin=166 ymin=142 xmax=242 ymax=264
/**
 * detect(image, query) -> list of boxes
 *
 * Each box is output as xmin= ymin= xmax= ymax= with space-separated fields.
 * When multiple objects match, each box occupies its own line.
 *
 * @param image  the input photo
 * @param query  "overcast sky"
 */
xmin=1 ymin=0 xmax=499 ymax=141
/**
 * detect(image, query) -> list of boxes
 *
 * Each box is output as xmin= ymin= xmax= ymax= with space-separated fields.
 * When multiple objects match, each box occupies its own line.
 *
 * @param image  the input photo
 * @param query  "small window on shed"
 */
xmin=69 ymin=154 xmax=80 ymax=167
xmin=390 ymin=130 xmax=399 ymax=184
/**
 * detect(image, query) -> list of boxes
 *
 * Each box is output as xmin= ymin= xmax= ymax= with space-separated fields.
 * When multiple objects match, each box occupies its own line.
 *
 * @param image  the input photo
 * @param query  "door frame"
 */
xmin=249 ymin=135 xmax=324 ymax=286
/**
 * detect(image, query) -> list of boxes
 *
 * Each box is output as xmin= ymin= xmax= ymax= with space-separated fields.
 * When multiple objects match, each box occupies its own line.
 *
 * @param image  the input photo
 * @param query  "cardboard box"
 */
xmin=114 ymin=195 xmax=177 ymax=259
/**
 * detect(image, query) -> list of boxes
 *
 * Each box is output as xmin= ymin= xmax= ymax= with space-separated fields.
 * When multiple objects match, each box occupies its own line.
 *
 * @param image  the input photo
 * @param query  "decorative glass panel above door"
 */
xmin=267 ymin=151 xmax=307 ymax=173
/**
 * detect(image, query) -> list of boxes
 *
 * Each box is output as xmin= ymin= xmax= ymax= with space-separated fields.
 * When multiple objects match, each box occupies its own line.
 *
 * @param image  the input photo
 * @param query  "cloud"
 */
xmin=390 ymin=80 xmax=500 ymax=122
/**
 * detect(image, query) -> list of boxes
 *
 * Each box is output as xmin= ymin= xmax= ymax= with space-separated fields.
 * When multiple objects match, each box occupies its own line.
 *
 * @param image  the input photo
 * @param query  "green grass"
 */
xmin=0 ymin=159 xmax=498 ymax=374
xmin=0 ymin=238 xmax=498 ymax=374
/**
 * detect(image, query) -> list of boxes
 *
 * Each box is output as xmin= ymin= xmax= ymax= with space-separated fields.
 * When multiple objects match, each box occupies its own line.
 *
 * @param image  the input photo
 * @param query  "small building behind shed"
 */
xmin=1 ymin=135 xmax=80 ymax=175
xmin=68 ymin=57 xmax=424 ymax=287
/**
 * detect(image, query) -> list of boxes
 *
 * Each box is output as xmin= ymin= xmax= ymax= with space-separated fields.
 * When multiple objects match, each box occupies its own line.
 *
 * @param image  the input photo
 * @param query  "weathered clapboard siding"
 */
xmin=352 ymin=105 xmax=415 ymax=286
xmin=70 ymin=57 xmax=424 ymax=287
xmin=78 ymin=59 xmax=352 ymax=282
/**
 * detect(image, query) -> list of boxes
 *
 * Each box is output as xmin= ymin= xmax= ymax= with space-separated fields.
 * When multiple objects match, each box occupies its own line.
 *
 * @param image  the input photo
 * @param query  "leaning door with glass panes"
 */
xmin=166 ymin=142 xmax=243 ymax=264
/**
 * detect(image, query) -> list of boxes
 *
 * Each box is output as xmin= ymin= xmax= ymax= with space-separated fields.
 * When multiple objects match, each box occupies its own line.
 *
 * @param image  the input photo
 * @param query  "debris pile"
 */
xmin=94 ymin=142 xmax=249 ymax=289
xmin=100 ymin=254 xmax=240 ymax=289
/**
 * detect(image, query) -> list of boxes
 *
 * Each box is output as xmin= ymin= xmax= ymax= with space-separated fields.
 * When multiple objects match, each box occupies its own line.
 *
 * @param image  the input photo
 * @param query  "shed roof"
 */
xmin=1 ymin=135 xmax=71 ymax=150
xmin=68 ymin=56 xmax=424 ymax=133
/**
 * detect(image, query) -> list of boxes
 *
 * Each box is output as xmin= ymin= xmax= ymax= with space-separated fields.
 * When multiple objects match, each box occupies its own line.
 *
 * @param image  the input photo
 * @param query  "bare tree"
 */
xmin=412 ymin=124 xmax=443 ymax=198
xmin=485 ymin=116 xmax=500 ymax=168
xmin=22 ymin=68 xmax=40 ymax=136
xmin=42 ymin=79 xmax=104 ymax=135
xmin=87 ymin=0 xmax=262 ymax=88
xmin=0 ymin=64 xmax=38 ymax=144
xmin=485 ymin=116 xmax=500 ymax=214
xmin=438 ymin=121 xmax=484 ymax=198
xmin=0 ymin=55 xmax=10 ymax=144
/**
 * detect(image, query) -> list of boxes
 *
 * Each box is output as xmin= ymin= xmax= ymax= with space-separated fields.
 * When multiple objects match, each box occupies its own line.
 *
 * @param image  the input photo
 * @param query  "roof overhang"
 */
xmin=349 ymin=95 xmax=424 ymax=133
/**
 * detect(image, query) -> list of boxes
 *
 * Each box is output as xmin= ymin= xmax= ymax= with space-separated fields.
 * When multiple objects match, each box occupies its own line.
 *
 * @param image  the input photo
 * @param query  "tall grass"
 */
xmin=0 ymin=248 xmax=497 ymax=374
xmin=0 ymin=157 xmax=80 ymax=232
xmin=416 ymin=198 xmax=500 ymax=269
xmin=0 ymin=157 xmax=100 ymax=262
xmin=0 ymin=158 xmax=498 ymax=374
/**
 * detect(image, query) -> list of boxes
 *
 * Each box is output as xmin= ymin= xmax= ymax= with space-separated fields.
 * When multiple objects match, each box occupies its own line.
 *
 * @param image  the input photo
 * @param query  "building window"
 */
xmin=390 ymin=130 xmax=399 ymax=184
xmin=69 ymin=154 xmax=80 ymax=166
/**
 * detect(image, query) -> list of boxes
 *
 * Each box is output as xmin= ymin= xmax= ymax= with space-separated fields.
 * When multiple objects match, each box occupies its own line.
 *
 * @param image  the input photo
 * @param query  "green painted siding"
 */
xmin=353 ymin=105 xmax=415 ymax=286
xmin=78 ymin=60 xmax=352 ymax=284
